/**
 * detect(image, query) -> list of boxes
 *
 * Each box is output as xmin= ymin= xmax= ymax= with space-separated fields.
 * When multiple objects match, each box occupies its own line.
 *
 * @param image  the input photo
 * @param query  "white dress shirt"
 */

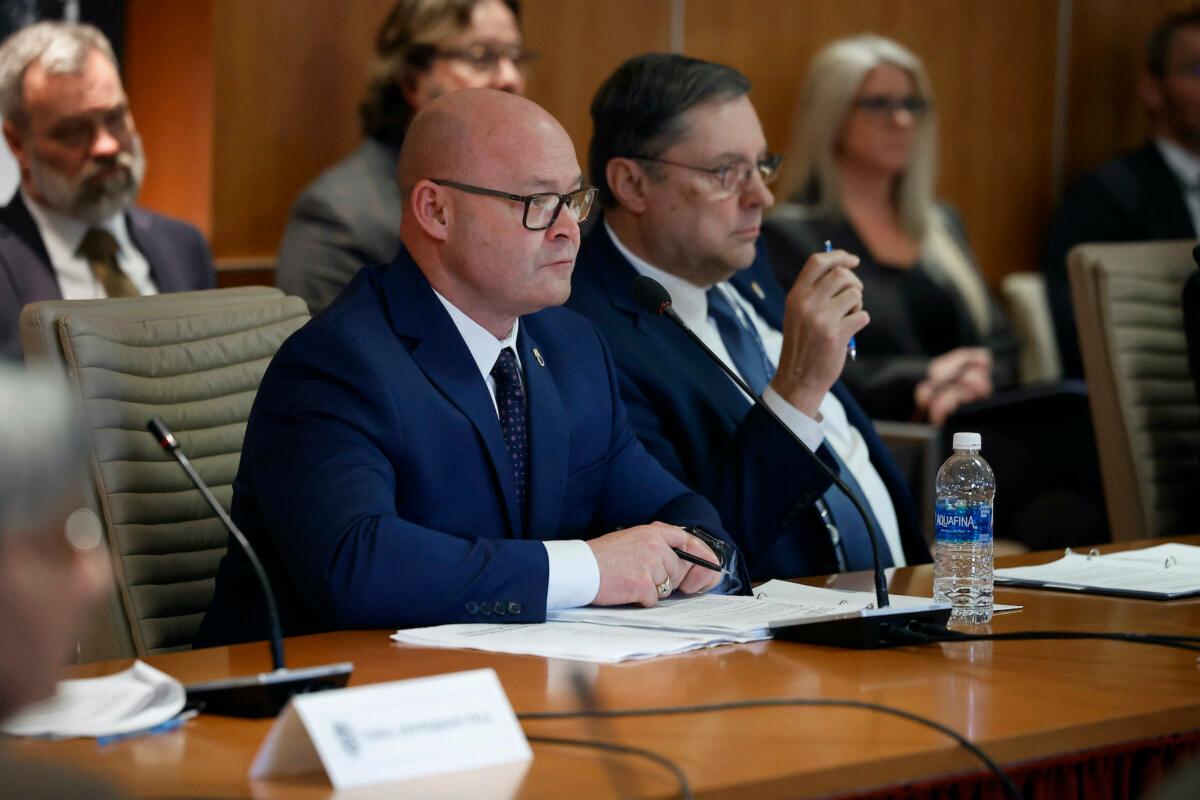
xmin=433 ymin=290 xmax=601 ymax=609
xmin=1155 ymin=138 xmax=1200 ymax=236
xmin=605 ymin=222 xmax=906 ymax=566
xmin=22 ymin=190 xmax=156 ymax=299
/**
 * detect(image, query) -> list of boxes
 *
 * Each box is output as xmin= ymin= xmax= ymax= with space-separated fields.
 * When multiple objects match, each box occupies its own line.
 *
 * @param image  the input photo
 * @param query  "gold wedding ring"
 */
xmin=655 ymin=576 xmax=672 ymax=598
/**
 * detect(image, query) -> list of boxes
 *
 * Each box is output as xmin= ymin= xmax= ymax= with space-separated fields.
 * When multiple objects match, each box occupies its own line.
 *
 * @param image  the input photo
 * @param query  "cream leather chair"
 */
xmin=1068 ymin=241 xmax=1200 ymax=541
xmin=20 ymin=287 xmax=309 ymax=661
xmin=1000 ymin=271 xmax=1062 ymax=385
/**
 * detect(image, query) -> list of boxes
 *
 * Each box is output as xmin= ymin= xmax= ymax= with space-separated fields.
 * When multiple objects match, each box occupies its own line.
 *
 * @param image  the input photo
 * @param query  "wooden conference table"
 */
xmin=14 ymin=538 xmax=1200 ymax=799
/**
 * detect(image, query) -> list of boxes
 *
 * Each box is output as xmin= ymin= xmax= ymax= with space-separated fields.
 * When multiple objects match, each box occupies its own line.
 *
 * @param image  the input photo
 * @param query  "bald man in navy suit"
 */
xmin=198 ymin=88 xmax=741 ymax=646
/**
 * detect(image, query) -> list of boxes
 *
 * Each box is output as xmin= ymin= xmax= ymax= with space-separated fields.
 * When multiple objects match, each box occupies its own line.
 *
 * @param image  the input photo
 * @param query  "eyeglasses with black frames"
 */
xmin=854 ymin=95 xmax=931 ymax=117
xmin=429 ymin=43 xmax=539 ymax=76
xmin=431 ymin=180 xmax=597 ymax=231
xmin=624 ymin=153 xmax=783 ymax=195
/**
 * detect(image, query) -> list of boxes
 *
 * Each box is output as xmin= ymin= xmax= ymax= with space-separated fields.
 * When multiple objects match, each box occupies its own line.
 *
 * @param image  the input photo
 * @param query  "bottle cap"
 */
xmin=952 ymin=432 xmax=982 ymax=451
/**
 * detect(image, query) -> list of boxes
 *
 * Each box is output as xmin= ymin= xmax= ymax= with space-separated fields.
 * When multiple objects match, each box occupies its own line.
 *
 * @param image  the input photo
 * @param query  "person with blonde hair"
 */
xmin=764 ymin=34 xmax=1017 ymax=424
xmin=765 ymin=35 xmax=1111 ymax=550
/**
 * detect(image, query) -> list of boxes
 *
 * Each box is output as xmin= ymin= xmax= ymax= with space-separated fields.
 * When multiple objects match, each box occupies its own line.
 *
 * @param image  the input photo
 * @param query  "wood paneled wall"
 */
xmin=522 ymin=0 xmax=673 ymax=169
xmin=685 ymin=0 xmax=1058 ymax=285
xmin=124 ymin=0 xmax=214 ymax=238
xmin=124 ymin=0 xmax=1193 ymax=286
xmin=1064 ymin=0 xmax=1198 ymax=184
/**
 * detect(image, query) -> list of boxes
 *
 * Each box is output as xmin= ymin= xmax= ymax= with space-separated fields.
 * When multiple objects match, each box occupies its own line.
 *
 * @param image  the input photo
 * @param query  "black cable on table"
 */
xmin=520 ymin=697 xmax=1023 ymax=800
xmin=526 ymin=735 xmax=694 ymax=800
xmin=900 ymin=624 xmax=1200 ymax=654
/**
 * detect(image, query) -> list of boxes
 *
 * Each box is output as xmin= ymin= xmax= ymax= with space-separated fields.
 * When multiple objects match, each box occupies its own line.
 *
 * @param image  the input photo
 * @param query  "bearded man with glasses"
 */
xmin=197 ymin=89 xmax=744 ymax=647
xmin=566 ymin=54 xmax=930 ymax=582
xmin=277 ymin=0 xmax=537 ymax=314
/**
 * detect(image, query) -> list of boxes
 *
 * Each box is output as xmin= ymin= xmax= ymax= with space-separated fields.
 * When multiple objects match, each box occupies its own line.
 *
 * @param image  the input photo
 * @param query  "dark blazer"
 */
xmin=0 ymin=193 xmax=215 ymax=361
xmin=1185 ymin=268 xmax=1200 ymax=399
xmin=197 ymin=247 xmax=739 ymax=646
xmin=1043 ymin=142 xmax=1197 ymax=378
xmin=275 ymin=137 xmax=403 ymax=313
xmin=565 ymin=221 xmax=929 ymax=581
xmin=763 ymin=203 xmax=1019 ymax=421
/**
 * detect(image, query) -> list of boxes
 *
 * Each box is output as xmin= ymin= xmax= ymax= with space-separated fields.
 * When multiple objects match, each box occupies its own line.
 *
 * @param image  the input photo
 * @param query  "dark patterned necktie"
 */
xmin=706 ymin=286 xmax=775 ymax=395
xmin=491 ymin=347 xmax=528 ymax=516
xmin=78 ymin=228 xmax=138 ymax=298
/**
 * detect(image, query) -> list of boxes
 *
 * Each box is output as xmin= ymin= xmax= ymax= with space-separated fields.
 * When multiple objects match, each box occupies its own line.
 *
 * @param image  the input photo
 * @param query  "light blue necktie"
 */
xmin=818 ymin=445 xmax=892 ymax=571
xmin=706 ymin=286 xmax=775 ymax=395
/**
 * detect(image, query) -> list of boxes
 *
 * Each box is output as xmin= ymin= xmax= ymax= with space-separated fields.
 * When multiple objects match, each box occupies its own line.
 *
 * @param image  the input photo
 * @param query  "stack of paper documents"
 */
xmin=2 ymin=661 xmax=185 ymax=739
xmin=394 ymin=587 xmax=965 ymax=663
xmin=995 ymin=542 xmax=1200 ymax=599
xmin=393 ymin=622 xmax=765 ymax=663
xmin=547 ymin=592 xmax=867 ymax=636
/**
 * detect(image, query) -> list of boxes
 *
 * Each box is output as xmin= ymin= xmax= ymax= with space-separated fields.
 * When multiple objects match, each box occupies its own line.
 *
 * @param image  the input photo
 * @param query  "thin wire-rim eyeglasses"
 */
xmin=623 ymin=153 xmax=782 ymax=194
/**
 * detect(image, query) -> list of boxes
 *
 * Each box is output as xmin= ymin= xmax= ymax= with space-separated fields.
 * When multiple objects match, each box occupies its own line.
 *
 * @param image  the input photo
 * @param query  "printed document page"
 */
xmin=392 ymin=622 xmax=767 ymax=663
xmin=547 ymin=593 xmax=865 ymax=636
xmin=753 ymin=579 xmax=1022 ymax=613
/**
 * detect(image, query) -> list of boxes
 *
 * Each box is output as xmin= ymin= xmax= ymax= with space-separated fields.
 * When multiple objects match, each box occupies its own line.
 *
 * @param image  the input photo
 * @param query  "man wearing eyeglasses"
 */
xmin=197 ymin=88 xmax=743 ymax=646
xmin=566 ymin=54 xmax=930 ymax=582
xmin=276 ymin=0 xmax=536 ymax=313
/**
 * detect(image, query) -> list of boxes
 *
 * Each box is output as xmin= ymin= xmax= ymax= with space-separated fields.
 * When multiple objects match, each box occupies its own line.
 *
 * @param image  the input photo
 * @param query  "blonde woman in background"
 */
xmin=764 ymin=35 xmax=1111 ymax=550
xmin=763 ymin=34 xmax=1017 ymax=424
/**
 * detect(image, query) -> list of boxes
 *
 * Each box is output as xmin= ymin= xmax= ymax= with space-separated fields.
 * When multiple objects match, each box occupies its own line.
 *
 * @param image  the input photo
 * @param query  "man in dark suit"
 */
xmin=0 ymin=21 xmax=214 ymax=362
xmin=198 ymin=88 xmax=736 ymax=646
xmin=1043 ymin=7 xmax=1200 ymax=379
xmin=565 ymin=54 xmax=929 ymax=582
xmin=276 ymin=0 xmax=533 ymax=312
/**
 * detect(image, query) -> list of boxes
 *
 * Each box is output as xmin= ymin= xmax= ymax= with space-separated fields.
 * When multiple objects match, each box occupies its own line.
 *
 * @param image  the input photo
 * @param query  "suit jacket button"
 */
xmin=507 ymin=602 xmax=522 ymax=615
xmin=480 ymin=601 xmax=493 ymax=615
xmin=493 ymin=602 xmax=506 ymax=616
xmin=465 ymin=601 xmax=479 ymax=614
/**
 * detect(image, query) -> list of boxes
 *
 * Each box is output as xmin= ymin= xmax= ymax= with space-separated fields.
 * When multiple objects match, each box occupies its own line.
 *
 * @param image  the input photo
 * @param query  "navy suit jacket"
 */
xmin=566 ymin=221 xmax=929 ymax=580
xmin=197 ymin=247 xmax=740 ymax=646
xmin=0 ymin=194 xmax=216 ymax=361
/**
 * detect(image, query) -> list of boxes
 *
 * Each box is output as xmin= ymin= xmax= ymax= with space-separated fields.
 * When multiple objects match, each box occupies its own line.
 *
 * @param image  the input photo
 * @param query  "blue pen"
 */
xmin=825 ymin=240 xmax=857 ymax=361
xmin=97 ymin=709 xmax=198 ymax=747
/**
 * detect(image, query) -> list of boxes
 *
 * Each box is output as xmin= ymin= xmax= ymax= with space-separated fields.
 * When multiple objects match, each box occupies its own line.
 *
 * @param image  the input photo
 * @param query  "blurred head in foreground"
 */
xmin=0 ymin=366 xmax=108 ymax=719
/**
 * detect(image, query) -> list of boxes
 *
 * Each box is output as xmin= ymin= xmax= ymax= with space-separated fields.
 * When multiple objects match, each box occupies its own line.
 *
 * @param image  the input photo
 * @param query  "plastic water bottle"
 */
xmin=933 ymin=432 xmax=995 ymax=624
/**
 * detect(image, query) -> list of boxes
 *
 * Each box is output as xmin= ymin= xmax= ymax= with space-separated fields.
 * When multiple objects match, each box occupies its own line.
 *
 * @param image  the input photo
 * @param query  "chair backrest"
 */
xmin=20 ymin=287 xmax=309 ymax=661
xmin=1068 ymin=240 xmax=1200 ymax=541
xmin=1000 ymin=271 xmax=1062 ymax=385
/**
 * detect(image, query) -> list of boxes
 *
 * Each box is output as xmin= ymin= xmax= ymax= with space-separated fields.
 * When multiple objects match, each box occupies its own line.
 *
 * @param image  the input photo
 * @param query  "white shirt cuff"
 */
xmin=543 ymin=539 xmax=601 ymax=609
xmin=761 ymin=385 xmax=825 ymax=452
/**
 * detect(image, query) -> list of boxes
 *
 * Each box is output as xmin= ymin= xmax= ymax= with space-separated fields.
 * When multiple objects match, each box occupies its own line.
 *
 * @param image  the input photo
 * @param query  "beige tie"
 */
xmin=78 ymin=228 xmax=138 ymax=298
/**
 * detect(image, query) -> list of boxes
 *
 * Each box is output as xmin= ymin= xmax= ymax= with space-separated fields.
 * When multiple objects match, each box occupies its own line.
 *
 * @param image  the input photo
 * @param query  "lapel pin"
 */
xmin=750 ymin=280 xmax=766 ymax=300
xmin=532 ymin=347 xmax=545 ymax=367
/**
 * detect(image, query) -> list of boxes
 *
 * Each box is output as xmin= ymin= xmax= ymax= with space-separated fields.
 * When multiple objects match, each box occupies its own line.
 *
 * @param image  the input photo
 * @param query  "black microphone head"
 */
xmin=630 ymin=275 xmax=673 ymax=315
xmin=1193 ymin=244 xmax=1200 ymax=269
xmin=147 ymin=417 xmax=177 ymax=450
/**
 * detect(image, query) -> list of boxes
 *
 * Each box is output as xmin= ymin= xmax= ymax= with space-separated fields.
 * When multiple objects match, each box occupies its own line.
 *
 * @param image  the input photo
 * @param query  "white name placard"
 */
xmin=250 ymin=667 xmax=532 ymax=790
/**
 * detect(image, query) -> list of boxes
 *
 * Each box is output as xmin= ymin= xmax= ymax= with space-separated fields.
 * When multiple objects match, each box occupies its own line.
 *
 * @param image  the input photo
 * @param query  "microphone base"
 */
xmin=771 ymin=607 xmax=952 ymax=650
xmin=185 ymin=662 xmax=354 ymax=718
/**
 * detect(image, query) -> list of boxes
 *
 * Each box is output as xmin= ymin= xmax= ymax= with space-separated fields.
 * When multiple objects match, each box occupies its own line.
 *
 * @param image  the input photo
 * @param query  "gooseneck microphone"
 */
xmin=630 ymin=277 xmax=891 ymax=604
xmin=630 ymin=276 xmax=951 ymax=648
xmin=148 ymin=418 xmax=352 ymax=716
